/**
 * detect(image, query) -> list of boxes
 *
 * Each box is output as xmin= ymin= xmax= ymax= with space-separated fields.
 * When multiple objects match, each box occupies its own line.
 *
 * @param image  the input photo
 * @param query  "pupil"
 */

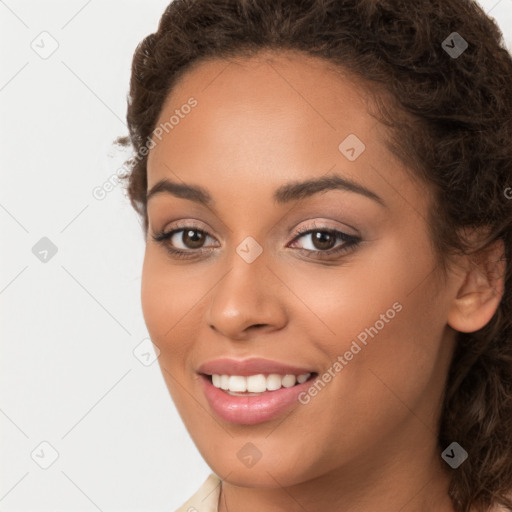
xmin=183 ymin=229 xmax=204 ymax=248
xmin=313 ymin=231 xmax=335 ymax=250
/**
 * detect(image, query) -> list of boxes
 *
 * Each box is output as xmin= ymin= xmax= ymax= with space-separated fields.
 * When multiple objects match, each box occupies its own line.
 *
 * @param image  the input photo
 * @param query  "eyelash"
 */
xmin=151 ymin=221 xmax=361 ymax=261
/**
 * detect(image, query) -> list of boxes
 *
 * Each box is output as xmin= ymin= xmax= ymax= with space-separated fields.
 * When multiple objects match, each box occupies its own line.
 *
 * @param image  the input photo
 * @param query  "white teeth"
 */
xmin=266 ymin=374 xmax=282 ymax=391
xmin=228 ymin=375 xmax=247 ymax=392
xmin=282 ymin=374 xmax=296 ymax=388
xmin=220 ymin=375 xmax=230 ymax=390
xmin=247 ymin=374 xmax=267 ymax=393
xmin=297 ymin=373 xmax=309 ymax=384
xmin=210 ymin=372 xmax=311 ymax=393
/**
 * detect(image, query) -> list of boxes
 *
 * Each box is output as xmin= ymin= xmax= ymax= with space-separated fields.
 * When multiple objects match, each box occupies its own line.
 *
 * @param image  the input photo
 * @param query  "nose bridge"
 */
xmin=206 ymin=236 xmax=287 ymax=338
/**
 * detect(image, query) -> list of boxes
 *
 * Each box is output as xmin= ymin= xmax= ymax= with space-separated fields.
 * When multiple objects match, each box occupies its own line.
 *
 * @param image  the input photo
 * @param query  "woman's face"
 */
xmin=142 ymin=51 xmax=461 ymax=490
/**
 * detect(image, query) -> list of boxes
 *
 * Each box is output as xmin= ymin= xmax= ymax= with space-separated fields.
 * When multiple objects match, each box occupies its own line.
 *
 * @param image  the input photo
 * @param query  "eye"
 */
xmin=288 ymin=224 xmax=361 ymax=259
xmin=151 ymin=221 xmax=361 ymax=261
xmin=158 ymin=228 xmax=212 ymax=250
xmin=151 ymin=223 xmax=219 ymax=259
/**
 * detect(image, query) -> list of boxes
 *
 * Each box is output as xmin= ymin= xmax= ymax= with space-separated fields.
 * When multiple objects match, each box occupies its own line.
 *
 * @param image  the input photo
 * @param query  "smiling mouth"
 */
xmin=204 ymin=372 xmax=318 ymax=396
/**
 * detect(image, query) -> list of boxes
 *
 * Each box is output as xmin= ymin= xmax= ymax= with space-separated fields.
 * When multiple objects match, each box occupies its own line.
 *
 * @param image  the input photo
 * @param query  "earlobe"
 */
xmin=447 ymin=239 xmax=506 ymax=334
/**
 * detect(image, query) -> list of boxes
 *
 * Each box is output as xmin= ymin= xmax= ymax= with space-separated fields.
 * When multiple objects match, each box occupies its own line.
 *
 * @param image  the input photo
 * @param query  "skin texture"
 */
xmin=141 ymin=50 xmax=504 ymax=512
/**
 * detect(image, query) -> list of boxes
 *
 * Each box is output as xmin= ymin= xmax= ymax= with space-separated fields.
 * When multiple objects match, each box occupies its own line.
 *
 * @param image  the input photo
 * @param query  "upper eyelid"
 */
xmin=159 ymin=216 xmax=357 ymax=234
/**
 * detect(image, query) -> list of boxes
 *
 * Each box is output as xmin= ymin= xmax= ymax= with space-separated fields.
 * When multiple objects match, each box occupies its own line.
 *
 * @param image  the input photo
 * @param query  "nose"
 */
xmin=205 ymin=250 xmax=288 ymax=341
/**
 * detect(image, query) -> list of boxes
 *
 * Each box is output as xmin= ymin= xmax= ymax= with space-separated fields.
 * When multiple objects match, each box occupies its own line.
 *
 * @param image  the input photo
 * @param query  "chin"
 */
xmin=197 ymin=442 xmax=320 ymax=489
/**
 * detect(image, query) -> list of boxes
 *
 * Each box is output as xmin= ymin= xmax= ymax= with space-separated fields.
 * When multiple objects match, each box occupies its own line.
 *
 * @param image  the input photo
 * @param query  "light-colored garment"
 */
xmin=174 ymin=474 xmax=221 ymax=512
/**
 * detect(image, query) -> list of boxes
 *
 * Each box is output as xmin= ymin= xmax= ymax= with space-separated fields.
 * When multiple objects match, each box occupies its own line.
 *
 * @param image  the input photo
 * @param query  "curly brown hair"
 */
xmin=116 ymin=1 xmax=512 ymax=510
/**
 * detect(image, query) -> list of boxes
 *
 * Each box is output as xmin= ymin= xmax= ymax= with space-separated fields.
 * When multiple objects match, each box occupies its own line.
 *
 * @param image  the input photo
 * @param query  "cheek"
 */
xmin=140 ymin=251 xmax=202 ymax=415
xmin=140 ymin=250 xmax=199 ymax=360
xmin=288 ymin=232 xmax=439 ymax=346
xmin=290 ymin=233 xmax=448 ymax=416
xmin=141 ymin=247 xmax=195 ymax=324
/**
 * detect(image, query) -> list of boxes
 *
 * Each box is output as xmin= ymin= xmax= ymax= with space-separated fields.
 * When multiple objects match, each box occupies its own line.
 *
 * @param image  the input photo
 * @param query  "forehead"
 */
xmin=149 ymin=51 xmax=381 ymax=168
xmin=145 ymin=50 xmax=425 ymax=217
xmin=164 ymin=49 xmax=373 ymax=118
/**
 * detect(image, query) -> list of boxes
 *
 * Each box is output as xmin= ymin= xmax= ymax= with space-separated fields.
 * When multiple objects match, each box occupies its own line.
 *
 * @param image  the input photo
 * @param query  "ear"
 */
xmin=447 ymin=238 xmax=506 ymax=333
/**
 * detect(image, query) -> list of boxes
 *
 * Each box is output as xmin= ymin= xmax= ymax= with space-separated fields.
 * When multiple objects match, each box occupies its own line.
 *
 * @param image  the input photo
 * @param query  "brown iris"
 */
xmin=310 ymin=231 xmax=336 ymax=251
xmin=182 ymin=229 xmax=206 ymax=249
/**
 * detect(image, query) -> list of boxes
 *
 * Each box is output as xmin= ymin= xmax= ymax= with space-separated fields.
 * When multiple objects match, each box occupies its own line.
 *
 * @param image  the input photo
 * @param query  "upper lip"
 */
xmin=198 ymin=358 xmax=316 ymax=376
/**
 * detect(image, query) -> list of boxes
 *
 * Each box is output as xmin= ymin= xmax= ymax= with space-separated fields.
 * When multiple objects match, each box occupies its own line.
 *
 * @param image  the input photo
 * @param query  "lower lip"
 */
xmin=199 ymin=374 xmax=316 ymax=425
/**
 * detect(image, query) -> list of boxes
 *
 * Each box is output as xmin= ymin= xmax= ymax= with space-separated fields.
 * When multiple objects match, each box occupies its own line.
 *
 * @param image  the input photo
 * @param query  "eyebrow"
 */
xmin=146 ymin=174 xmax=385 ymax=207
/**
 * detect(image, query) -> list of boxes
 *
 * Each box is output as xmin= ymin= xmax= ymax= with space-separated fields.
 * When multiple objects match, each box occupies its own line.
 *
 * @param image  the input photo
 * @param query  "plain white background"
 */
xmin=1 ymin=1 xmax=511 ymax=510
